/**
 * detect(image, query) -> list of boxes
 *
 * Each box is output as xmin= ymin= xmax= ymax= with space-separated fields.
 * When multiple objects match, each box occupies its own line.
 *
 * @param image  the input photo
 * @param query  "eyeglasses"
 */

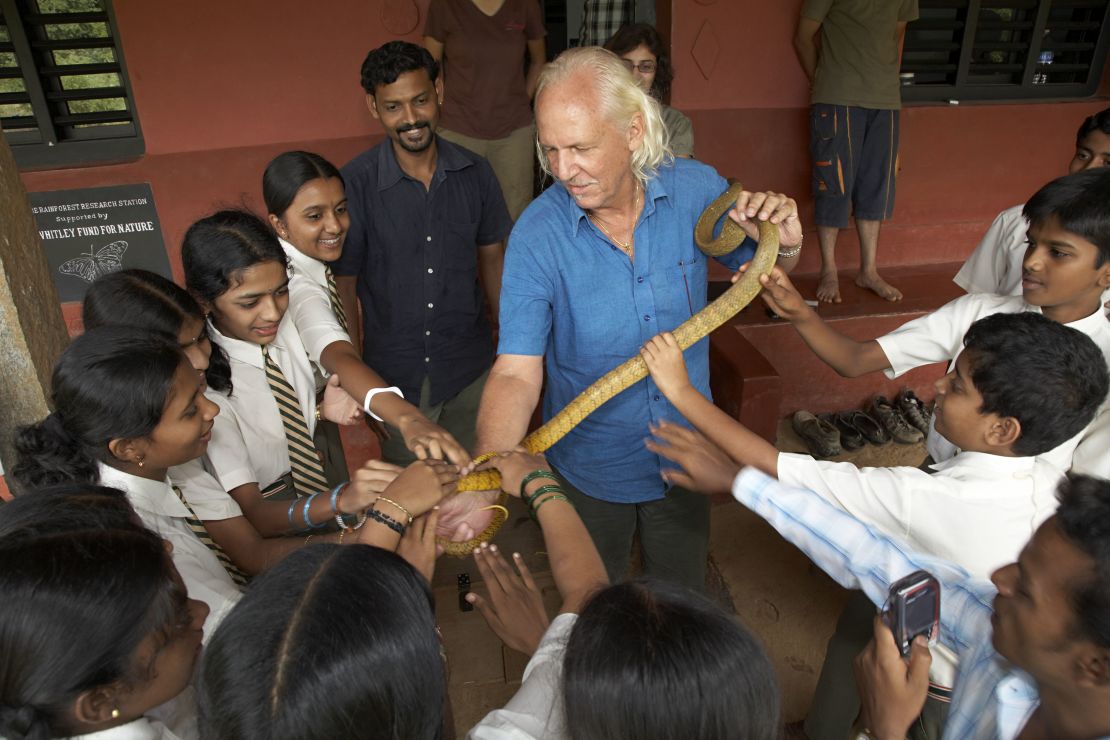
xmin=621 ymin=59 xmax=657 ymax=74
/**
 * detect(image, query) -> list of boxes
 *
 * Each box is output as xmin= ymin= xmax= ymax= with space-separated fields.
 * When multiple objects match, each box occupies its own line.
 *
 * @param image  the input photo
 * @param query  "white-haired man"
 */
xmin=438 ymin=47 xmax=803 ymax=588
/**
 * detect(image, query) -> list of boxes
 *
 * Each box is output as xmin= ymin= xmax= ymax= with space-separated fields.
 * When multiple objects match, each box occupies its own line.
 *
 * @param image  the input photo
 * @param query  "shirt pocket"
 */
xmin=652 ymin=252 xmax=706 ymax=326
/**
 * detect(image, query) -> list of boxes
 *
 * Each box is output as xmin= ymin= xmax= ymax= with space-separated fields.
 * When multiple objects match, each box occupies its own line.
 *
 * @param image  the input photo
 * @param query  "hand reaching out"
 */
xmin=343 ymin=458 xmax=405 ymax=513
xmin=320 ymin=374 xmax=363 ymax=426
xmin=645 ymin=422 xmax=740 ymax=494
xmin=640 ymin=332 xmax=694 ymax=401
xmin=382 ymin=459 xmax=460 ymax=519
xmin=466 ymin=543 xmax=551 ymax=655
xmin=398 ymin=414 xmax=472 ymax=468
xmin=733 ymin=264 xmax=814 ymax=323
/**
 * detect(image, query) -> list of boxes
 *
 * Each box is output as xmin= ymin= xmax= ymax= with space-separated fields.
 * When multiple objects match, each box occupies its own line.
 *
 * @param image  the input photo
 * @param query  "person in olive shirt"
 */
xmin=334 ymin=41 xmax=512 ymax=465
xmin=794 ymin=0 xmax=919 ymax=305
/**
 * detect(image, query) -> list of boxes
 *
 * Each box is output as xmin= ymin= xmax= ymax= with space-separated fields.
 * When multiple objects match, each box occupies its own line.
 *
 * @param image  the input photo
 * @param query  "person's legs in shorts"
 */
xmin=852 ymin=108 xmax=902 ymax=302
xmin=636 ymin=485 xmax=711 ymax=592
xmin=811 ymin=103 xmax=856 ymax=304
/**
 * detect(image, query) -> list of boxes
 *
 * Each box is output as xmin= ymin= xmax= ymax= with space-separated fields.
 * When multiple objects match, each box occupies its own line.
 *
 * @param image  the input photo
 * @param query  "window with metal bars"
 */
xmin=0 ymin=0 xmax=141 ymax=169
xmin=900 ymin=0 xmax=1110 ymax=102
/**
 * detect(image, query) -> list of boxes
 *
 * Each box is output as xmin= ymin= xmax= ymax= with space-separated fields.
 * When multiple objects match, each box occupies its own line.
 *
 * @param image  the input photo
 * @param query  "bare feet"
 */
xmin=856 ymin=271 xmax=903 ymax=302
xmin=816 ymin=270 xmax=841 ymax=303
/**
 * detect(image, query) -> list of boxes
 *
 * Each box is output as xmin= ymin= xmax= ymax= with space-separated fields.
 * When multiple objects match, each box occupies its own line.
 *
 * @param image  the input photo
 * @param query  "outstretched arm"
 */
xmin=735 ymin=266 xmax=891 ymax=377
xmin=641 ymin=332 xmax=779 ymax=476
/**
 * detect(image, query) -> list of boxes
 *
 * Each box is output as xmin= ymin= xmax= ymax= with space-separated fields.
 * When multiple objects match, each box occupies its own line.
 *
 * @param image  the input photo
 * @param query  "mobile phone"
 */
xmin=881 ymin=569 xmax=940 ymax=657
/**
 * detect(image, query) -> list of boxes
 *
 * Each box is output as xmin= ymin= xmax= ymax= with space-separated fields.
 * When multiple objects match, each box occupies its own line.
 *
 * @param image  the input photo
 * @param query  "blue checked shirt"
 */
xmin=499 ymin=159 xmax=755 ymax=503
xmin=731 ymin=467 xmax=1109 ymax=740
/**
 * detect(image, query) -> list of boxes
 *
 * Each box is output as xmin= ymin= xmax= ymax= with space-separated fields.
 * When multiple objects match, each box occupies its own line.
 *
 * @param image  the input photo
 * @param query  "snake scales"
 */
xmin=438 ymin=181 xmax=781 ymax=557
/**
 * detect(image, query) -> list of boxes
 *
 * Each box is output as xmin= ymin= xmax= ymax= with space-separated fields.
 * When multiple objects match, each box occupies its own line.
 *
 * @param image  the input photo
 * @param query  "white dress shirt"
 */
xmin=731 ymin=467 xmax=1110 ymax=740
xmin=203 ymin=317 xmax=318 ymax=492
xmin=97 ymin=463 xmax=241 ymax=639
xmin=953 ymin=204 xmax=1029 ymax=296
xmin=468 ymin=613 xmax=576 ymax=739
xmin=279 ymin=237 xmax=351 ymax=366
xmin=875 ymin=292 xmax=1110 ymax=470
xmin=777 ymin=450 xmax=1060 ymax=687
xmin=66 ymin=717 xmax=186 ymax=740
xmin=168 ymin=459 xmax=243 ymax=522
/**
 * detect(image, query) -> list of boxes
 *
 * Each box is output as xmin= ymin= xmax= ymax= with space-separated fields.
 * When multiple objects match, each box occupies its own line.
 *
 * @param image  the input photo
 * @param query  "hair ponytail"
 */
xmin=10 ymin=328 xmax=184 ymax=496
xmin=0 ymin=704 xmax=52 ymax=740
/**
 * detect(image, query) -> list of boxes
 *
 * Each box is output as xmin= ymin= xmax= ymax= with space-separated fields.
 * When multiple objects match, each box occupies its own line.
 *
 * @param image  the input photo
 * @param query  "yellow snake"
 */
xmin=438 ymin=181 xmax=780 ymax=556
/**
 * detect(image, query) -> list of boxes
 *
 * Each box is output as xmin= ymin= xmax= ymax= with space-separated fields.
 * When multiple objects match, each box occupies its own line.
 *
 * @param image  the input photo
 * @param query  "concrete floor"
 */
xmin=437 ymin=417 xmax=927 ymax=735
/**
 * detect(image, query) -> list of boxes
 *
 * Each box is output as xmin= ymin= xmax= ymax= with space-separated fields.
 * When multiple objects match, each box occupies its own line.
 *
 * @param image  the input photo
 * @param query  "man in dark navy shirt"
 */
xmin=334 ymin=41 xmax=513 ymax=463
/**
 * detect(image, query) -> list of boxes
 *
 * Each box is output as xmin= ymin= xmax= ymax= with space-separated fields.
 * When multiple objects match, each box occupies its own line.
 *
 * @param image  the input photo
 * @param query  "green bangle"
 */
xmin=525 ymin=483 xmax=565 ymax=508
xmin=519 ymin=469 xmax=558 ymax=498
xmin=529 ymin=493 xmax=569 ymax=521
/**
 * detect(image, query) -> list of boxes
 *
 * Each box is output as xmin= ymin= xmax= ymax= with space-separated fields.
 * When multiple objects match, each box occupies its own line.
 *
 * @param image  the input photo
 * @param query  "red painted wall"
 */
xmin=15 ymin=0 xmax=1110 ymax=318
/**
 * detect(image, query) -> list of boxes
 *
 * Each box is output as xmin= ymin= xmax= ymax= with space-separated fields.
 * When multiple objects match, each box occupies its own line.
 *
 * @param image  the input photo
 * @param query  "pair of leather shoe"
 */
xmin=820 ymin=410 xmax=889 ymax=451
xmin=871 ymin=395 xmax=925 ymax=445
xmin=791 ymin=411 xmax=841 ymax=458
xmin=897 ymin=388 xmax=932 ymax=435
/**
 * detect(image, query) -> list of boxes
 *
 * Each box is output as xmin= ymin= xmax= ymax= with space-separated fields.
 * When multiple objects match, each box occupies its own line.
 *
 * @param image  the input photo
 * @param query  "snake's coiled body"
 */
xmin=439 ymin=182 xmax=779 ymax=557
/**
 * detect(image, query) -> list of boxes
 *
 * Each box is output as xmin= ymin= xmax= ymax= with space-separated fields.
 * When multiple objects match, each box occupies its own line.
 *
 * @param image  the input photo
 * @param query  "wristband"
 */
xmin=363 ymin=386 xmax=404 ymax=422
xmin=335 ymin=509 xmax=368 ymax=531
xmin=376 ymin=495 xmax=414 ymax=524
xmin=302 ymin=493 xmax=326 ymax=530
xmin=367 ymin=506 xmax=406 ymax=535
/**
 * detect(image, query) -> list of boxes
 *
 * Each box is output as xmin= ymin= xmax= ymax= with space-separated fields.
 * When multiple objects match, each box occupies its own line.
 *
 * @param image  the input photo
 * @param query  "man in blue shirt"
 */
xmin=437 ymin=46 xmax=802 ymax=589
xmin=334 ymin=41 xmax=512 ymax=464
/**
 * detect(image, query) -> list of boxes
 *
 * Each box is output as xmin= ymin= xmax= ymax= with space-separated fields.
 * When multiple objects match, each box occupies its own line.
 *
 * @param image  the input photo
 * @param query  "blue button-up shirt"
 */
xmin=499 ymin=158 xmax=755 ymax=503
xmin=334 ymin=137 xmax=512 ymax=405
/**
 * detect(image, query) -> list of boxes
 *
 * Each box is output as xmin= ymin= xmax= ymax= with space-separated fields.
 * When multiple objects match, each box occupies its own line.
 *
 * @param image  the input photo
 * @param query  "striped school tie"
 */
xmin=262 ymin=345 xmax=330 ymax=495
xmin=172 ymin=485 xmax=249 ymax=587
xmin=325 ymin=267 xmax=349 ymax=333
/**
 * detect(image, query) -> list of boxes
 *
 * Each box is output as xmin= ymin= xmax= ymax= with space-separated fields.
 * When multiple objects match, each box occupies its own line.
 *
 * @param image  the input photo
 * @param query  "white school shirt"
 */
xmin=279 ymin=237 xmax=351 ymax=367
xmin=203 ymin=317 xmax=319 ymax=492
xmin=168 ymin=459 xmax=243 ymax=522
xmin=468 ymin=613 xmax=576 ymax=740
xmin=875 ymin=292 xmax=1110 ymax=469
xmin=97 ymin=464 xmax=241 ymax=639
xmin=953 ymin=204 xmax=1028 ymax=295
xmin=777 ymin=450 xmax=1061 ymax=687
xmin=66 ymin=717 xmax=187 ymax=740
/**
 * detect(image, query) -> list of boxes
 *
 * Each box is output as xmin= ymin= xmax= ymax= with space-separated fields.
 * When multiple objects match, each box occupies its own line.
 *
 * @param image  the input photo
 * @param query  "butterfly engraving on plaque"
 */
xmin=58 ymin=240 xmax=128 ymax=283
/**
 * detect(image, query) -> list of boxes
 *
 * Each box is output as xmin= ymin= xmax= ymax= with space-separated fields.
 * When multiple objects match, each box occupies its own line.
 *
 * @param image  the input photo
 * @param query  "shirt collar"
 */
xmin=1064 ymin=304 xmax=1110 ymax=335
xmin=566 ymin=167 xmax=669 ymax=238
xmin=206 ymin=318 xmax=289 ymax=370
xmin=375 ymin=134 xmax=471 ymax=191
xmin=927 ymin=450 xmax=1038 ymax=475
xmin=279 ymin=237 xmax=329 ymax=286
xmin=97 ymin=462 xmax=193 ymax=520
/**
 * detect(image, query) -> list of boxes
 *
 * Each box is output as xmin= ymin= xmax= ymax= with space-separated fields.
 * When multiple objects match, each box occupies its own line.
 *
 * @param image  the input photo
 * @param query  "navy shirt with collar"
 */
xmin=333 ymin=135 xmax=512 ymax=405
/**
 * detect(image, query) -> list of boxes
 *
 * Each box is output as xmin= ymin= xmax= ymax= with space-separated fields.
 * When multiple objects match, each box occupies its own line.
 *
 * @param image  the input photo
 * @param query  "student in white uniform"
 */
xmin=82 ymin=269 xmax=439 ymax=575
xmin=11 ymin=327 xmax=242 ymax=635
xmin=0 ymin=485 xmax=206 ymax=740
xmin=182 ymin=210 xmax=459 ymax=550
xmin=955 ymin=107 xmax=1110 ymax=296
xmin=262 ymin=150 xmax=471 ymax=467
xmin=466 ymin=450 xmax=779 ymax=739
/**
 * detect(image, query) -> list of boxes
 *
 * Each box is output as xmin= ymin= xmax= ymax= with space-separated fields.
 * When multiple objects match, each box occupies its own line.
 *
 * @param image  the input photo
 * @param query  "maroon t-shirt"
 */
xmin=425 ymin=0 xmax=546 ymax=140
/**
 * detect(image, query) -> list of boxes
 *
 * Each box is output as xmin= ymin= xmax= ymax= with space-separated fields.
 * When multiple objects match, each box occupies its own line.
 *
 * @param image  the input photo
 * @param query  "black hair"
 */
xmin=181 ymin=209 xmax=288 ymax=394
xmin=0 ymin=483 xmax=133 ymax=544
xmin=1074 ymin=106 xmax=1110 ymax=147
xmin=0 ymin=496 xmax=184 ymax=740
xmin=10 ymin=327 xmax=186 ymax=494
xmin=1055 ymin=473 xmax=1110 ymax=649
xmin=562 ymin=579 xmax=781 ymax=740
xmin=262 ymin=151 xmax=344 ymax=219
xmin=359 ymin=40 xmax=439 ymax=95
xmin=961 ymin=311 xmax=1108 ymax=456
xmin=83 ymin=268 xmax=204 ymax=338
xmin=198 ymin=544 xmax=444 ymax=740
xmin=1023 ymin=168 xmax=1110 ymax=267
xmin=604 ymin=23 xmax=674 ymax=101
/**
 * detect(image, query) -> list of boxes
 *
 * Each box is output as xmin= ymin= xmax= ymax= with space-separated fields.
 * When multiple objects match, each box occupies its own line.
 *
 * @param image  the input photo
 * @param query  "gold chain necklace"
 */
xmin=589 ymin=187 xmax=640 ymax=258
